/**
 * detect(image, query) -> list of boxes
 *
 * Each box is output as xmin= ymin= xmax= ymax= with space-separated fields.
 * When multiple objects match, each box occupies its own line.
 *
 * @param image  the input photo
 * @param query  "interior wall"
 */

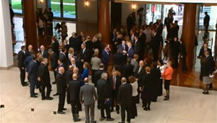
xmin=121 ymin=3 xmax=144 ymax=26
xmin=0 ymin=0 xmax=14 ymax=68
xmin=77 ymin=0 xmax=98 ymax=36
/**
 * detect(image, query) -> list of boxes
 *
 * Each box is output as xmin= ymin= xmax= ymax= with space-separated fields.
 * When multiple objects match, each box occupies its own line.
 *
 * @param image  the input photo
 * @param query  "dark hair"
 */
xmin=21 ymin=46 xmax=26 ymax=50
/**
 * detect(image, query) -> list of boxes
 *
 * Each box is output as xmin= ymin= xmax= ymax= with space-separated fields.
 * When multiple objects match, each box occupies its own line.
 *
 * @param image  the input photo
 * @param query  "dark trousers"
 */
xmin=71 ymin=101 xmax=80 ymax=115
xmin=67 ymin=88 xmax=70 ymax=104
xmin=120 ymin=104 xmax=131 ymax=122
xmin=92 ymin=70 xmax=96 ymax=86
xmin=29 ymin=78 xmax=36 ymax=96
xmin=172 ymin=55 xmax=179 ymax=68
xmin=58 ymin=92 xmax=65 ymax=112
xmin=158 ymin=79 xmax=163 ymax=96
xmin=99 ymin=101 xmax=111 ymax=118
xmin=144 ymin=100 xmax=151 ymax=108
xmin=41 ymin=82 xmax=51 ymax=99
xmin=131 ymin=96 xmax=137 ymax=118
xmin=53 ymin=70 xmax=57 ymax=81
xmin=111 ymin=91 xmax=119 ymax=112
xmin=181 ymin=56 xmax=187 ymax=72
xmin=19 ymin=68 xmax=25 ymax=85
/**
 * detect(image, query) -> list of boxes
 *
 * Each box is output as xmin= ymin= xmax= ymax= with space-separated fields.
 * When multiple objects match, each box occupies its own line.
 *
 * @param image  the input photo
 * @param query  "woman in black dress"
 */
xmin=140 ymin=66 xmax=153 ymax=111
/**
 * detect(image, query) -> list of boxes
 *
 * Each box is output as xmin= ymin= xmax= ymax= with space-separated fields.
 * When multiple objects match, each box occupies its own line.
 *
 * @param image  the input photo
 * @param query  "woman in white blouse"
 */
xmin=157 ymin=60 xmax=166 ymax=96
xmin=129 ymin=76 xmax=138 ymax=119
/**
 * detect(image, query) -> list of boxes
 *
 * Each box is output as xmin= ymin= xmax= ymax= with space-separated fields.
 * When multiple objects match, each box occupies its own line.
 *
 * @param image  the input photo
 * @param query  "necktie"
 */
xmin=113 ymin=76 xmax=116 ymax=90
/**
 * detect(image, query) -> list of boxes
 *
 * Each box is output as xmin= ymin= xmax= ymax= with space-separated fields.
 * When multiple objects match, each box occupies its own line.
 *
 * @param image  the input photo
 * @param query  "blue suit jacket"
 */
xmin=27 ymin=60 xmax=38 ymax=83
xmin=128 ymin=47 xmax=134 ymax=59
xmin=101 ymin=50 xmax=110 ymax=64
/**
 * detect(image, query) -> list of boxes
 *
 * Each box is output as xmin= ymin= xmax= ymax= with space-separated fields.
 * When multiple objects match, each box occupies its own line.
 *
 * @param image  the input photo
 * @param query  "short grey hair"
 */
xmin=101 ymin=72 xmax=108 ymax=79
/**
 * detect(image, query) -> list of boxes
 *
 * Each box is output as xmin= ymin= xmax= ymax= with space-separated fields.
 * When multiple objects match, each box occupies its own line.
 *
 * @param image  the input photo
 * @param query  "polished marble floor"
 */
xmin=0 ymin=67 xmax=217 ymax=123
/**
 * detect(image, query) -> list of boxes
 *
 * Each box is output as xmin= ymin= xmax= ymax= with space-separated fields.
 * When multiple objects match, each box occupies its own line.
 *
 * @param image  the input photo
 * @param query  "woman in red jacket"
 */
xmin=162 ymin=61 xmax=174 ymax=101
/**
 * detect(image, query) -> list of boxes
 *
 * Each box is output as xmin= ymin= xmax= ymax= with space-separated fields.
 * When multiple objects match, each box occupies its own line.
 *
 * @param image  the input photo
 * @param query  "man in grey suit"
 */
xmin=80 ymin=77 xmax=98 ymax=123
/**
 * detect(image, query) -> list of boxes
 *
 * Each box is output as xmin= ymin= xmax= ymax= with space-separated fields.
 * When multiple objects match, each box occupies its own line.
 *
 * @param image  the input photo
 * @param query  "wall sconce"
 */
xmin=131 ymin=3 xmax=137 ymax=10
xmin=39 ymin=0 xmax=44 ymax=3
xmin=84 ymin=0 xmax=90 ymax=7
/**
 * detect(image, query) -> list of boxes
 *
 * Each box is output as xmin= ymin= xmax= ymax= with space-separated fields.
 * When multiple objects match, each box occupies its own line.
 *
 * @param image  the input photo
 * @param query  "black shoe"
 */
xmin=52 ymin=81 xmax=56 ymax=84
xmin=34 ymin=93 xmax=38 ymax=95
xmin=74 ymin=119 xmax=81 ymax=122
xmin=147 ymin=107 xmax=151 ymax=111
xmin=42 ymin=97 xmax=46 ymax=100
xmin=57 ymin=111 xmax=65 ymax=114
xmin=53 ymin=93 xmax=59 ymax=96
xmin=143 ymin=107 xmax=147 ymax=111
xmin=30 ymin=95 xmax=38 ymax=98
xmin=22 ymin=83 xmax=29 ymax=86
xmin=46 ymin=97 xmax=53 ymax=100
xmin=99 ymin=117 xmax=105 ymax=121
xmin=106 ymin=118 xmax=114 ymax=121
xmin=164 ymin=97 xmax=169 ymax=101
xmin=63 ymin=108 xmax=67 ymax=110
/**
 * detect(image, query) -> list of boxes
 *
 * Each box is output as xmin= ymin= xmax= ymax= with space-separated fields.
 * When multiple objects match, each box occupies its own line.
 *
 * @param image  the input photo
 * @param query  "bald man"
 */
xmin=69 ymin=74 xmax=82 ymax=122
xmin=56 ymin=67 xmax=67 ymax=114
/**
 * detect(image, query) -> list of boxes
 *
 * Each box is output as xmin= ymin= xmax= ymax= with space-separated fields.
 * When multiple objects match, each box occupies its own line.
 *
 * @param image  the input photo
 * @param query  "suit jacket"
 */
xmin=81 ymin=68 xmax=89 ymax=80
xmin=51 ymin=52 xmax=58 ymax=70
xmin=127 ymin=47 xmax=134 ymax=59
xmin=97 ymin=79 xmax=111 ymax=102
xmin=51 ymin=41 xmax=59 ymax=55
xmin=134 ymin=40 xmax=141 ymax=54
xmin=69 ymin=80 xmax=82 ymax=103
xmin=93 ymin=70 xmax=105 ymax=85
xmin=101 ymin=50 xmax=110 ymax=64
xmin=65 ymin=70 xmax=73 ymax=84
xmin=118 ymin=83 xmax=132 ymax=105
xmin=109 ymin=75 xmax=121 ymax=93
xmin=38 ymin=63 xmax=50 ymax=84
xmin=27 ymin=60 xmax=38 ymax=82
xmin=121 ymin=64 xmax=134 ymax=78
xmin=80 ymin=48 xmax=91 ymax=62
xmin=56 ymin=73 xmax=66 ymax=94
xmin=80 ymin=84 xmax=97 ymax=105
xmin=113 ymin=53 xmax=124 ymax=66
xmin=40 ymin=50 xmax=48 ymax=58
xmin=118 ymin=44 xmax=128 ymax=52
xmin=18 ymin=50 xmax=26 ymax=68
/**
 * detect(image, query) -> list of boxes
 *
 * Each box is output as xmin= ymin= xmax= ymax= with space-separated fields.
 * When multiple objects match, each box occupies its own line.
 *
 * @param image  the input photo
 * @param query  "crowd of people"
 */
xmin=16 ymin=9 xmax=216 ymax=123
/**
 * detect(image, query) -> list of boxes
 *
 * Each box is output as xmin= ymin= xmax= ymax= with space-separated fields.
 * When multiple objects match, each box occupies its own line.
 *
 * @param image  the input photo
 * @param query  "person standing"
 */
xmin=56 ymin=67 xmax=67 ymax=114
xmin=80 ymin=77 xmax=97 ymax=123
xmin=162 ymin=61 xmax=174 ymax=101
xmin=201 ymin=51 xmax=215 ymax=94
xmin=204 ymin=12 xmax=210 ymax=36
xmin=118 ymin=77 xmax=132 ymax=123
xmin=69 ymin=74 xmax=82 ymax=122
xmin=109 ymin=71 xmax=121 ymax=114
xmin=18 ymin=46 xmax=28 ymax=86
xmin=129 ymin=76 xmax=138 ymax=119
xmin=37 ymin=58 xmax=53 ymax=100
xmin=27 ymin=54 xmax=38 ymax=98
xmin=97 ymin=73 xmax=114 ymax=121
xmin=101 ymin=44 xmax=111 ymax=71
xmin=140 ymin=66 xmax=153 ymax=111
xmin=91 ymin=49 xmax=101 ymax=85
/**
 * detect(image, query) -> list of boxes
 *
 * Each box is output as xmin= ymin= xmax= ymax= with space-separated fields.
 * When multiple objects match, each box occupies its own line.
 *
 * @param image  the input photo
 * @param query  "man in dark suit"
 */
xmin=93 ymin=63 xmax=105 ymax=87
xmin=27 ymin=54 xmax=38 ymax=98
xmin=39 ymin=45 xmax=48 ymax=58
xmin=18 ymin=46 xmax=28 ymax=86
xmin=204 ymin=11 xmax=210 ymax=36
xmin=51 ymin=37 xmax=59 ymax=56
xmin=59 ymin=48 xmax=68 ymax=70
xmin=26 ymin=45 xmax=33 ymax=57
xmin=80 ymin=43 xmax=92 ymax=63
xmin=49 ymin=49 xmax=58 ymax=83
xmin=37 ymin=58 xmax=53 ymax=100
xmin=134 ymin=35 xmax=142 ymax=60
xmin=101 ymin=44 xmax=111 ymax=71
xmin=80 ymin=77 xmax=97 ymax=123
xmin=127 ymin=42 xmax=134 ymax=59
xmin=97 ymin=73 xmax=114 ymax=121
xmin=121 ymin=58 xmax=134 ymax=78
xmin=118 ymin=77 xmax=132 ymax=123
xmin=150 ymin=30 xmax=161 ymax=61
xmin=69 ymin=74 xmax=82 ymax=122
xmin=56 ymin=67 xmax=67 ymax=114
xmin=113 ymin=50 xmax=124 ymax=71
xmin=109 ymin=71 xmax=121 ymax=114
